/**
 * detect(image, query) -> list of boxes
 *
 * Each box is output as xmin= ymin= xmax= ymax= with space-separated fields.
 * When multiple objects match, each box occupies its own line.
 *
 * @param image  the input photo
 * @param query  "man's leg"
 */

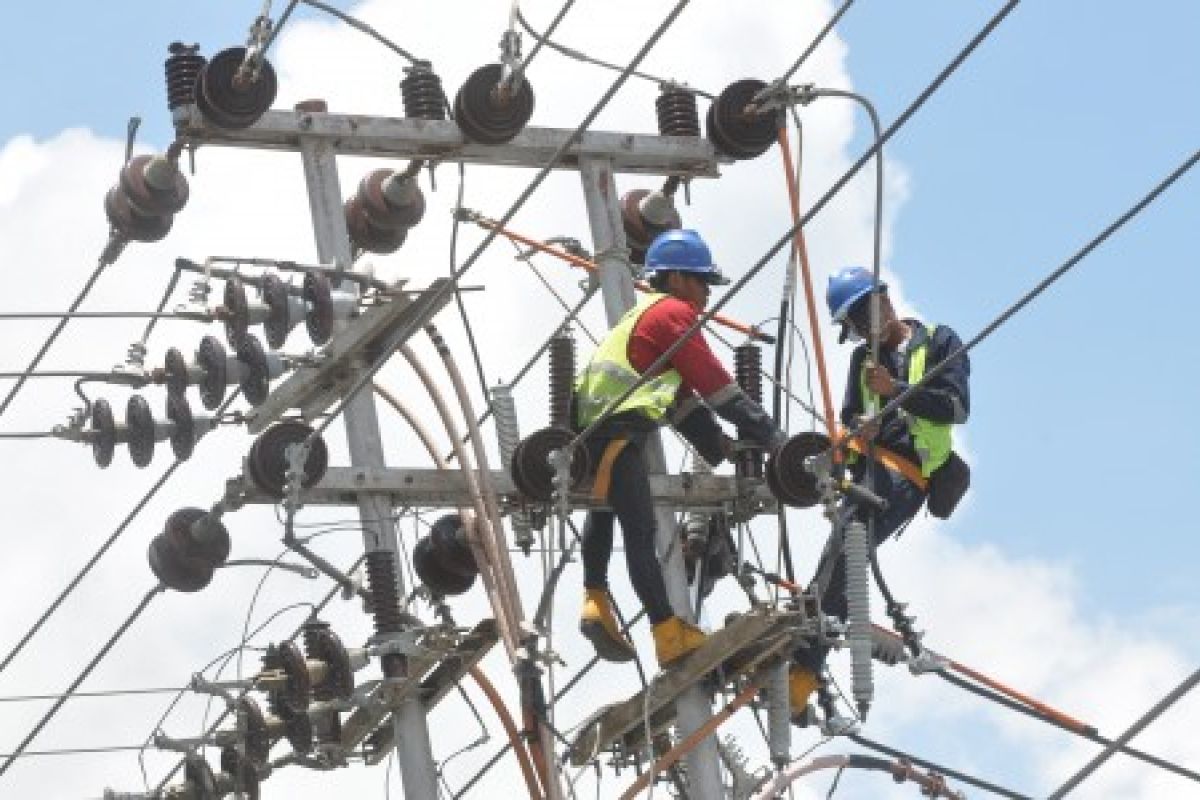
xmin=606 ymin=440 xmax=673 ymax=624
xmin=581 ymin=510 xmax=616 ymax=591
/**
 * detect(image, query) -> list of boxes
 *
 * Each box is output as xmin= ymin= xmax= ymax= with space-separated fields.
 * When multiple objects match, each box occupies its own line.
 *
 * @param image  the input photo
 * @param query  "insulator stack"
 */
xmin=401 ymin=63 xmax=447 ymax=120
xmin=734 ymin=342 xmax=764 ymax=478
xmin=844 ymin=520 xmax=874 ymax=718
xmin=767 ymin=659 xmax=791 ymax=767
xmin=707 ymin=78 xmax=777 ymax=161
xmin=165 ymin=42 xmax=206 ymax=113
xmin=683 ymin=451 xmax=712 ymax=555
xmin=105 ymin=154 xmax=189 ymax=243
xmin=345 ymin=169 xmax=426 ymax=255
xmin=547 ymin=329 xmax=575 ymax=430
xmin=147 ymin=508 xmax=231 ymax=593
xmin=365 ymin=551 xmax=405 ymax=634
xmin=620 ymin=188 xmax=682 ymax=266
xmin=454 ymin=63 xmax=536 ymax=145
xmin=302 ymin=620 xmax=330 ymax=666
xmin=656 ymin=84 xmax=701 ymax=137
xmin=491 ymin=384 xmax=535 ymax=553
xmin=413 ymin=513 xmax=478 ymax=597
xmin=194 ymin=46 xmax=278 ymax=129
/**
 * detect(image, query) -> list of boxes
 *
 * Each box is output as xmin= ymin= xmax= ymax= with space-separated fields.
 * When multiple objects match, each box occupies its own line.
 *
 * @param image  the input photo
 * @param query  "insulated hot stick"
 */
xmin=459 ymin=209 xmax=774 ymax=344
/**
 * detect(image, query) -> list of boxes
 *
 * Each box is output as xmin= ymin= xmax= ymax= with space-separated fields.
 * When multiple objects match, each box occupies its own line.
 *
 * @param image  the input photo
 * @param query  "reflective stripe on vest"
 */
xmin=574 ymin=293 xmax=683 ymax=428
xmin=859 ymin=324 xmax=953 ymax=478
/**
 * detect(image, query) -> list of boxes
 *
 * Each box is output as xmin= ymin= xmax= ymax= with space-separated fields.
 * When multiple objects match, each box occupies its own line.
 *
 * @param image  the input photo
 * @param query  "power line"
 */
xmin=849 ymin=734 xmax=1031 ymax=800
xmin=1047 ymin=668 xmax=1200 ymax=799
xmin=0 ymin=584 xmax=164 ymax=777
xmin=0 ymin=390 xmax=242 ymax=676
xmin=779 ymin=0 xmax=856 ymax=83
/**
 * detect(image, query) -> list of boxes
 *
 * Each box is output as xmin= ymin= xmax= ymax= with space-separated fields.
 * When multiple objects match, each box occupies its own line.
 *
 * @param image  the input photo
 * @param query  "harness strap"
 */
xmin=591 ymin=437 xmax=631 ymax=501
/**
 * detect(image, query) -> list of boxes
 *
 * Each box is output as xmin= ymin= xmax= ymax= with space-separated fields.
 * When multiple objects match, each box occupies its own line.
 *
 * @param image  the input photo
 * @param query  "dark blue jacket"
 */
xmin=841 ymin=319 xmax=970 ymax=470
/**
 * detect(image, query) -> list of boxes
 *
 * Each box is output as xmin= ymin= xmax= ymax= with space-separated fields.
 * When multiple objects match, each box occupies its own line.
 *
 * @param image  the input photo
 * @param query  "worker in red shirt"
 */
xmin=574 ymin=230 xmax=787 ymax=668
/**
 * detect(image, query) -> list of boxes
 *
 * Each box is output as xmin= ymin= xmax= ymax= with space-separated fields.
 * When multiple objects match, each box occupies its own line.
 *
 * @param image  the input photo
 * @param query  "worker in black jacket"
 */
xmin=789 ymin=266 xmax=971 ymax=718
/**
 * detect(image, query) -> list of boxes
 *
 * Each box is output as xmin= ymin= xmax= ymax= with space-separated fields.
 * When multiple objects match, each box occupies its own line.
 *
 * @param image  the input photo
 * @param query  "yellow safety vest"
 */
xmin=574 ymin=293 xmax=683 ymax=428
xmin=859 ymin=324 xmax=953 ymax=478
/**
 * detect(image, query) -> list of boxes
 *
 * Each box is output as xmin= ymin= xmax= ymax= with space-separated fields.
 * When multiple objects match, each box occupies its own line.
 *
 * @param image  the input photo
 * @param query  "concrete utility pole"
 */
xmin=579 ymin=156 xmax=725 ymax=800
xmin=295 ymin=101 xmax=440 ymax=799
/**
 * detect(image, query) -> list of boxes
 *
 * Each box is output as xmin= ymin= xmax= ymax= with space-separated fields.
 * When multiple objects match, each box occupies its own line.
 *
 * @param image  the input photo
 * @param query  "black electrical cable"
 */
xmin=935 ymin=670 xmax=1200 ymax=785
xmin=569 ymin=0 xmax=1022 ymax=458
xmin=848 ymin=733 xmax=1031 ymax=800
xmin=0 ymin=389 xmax=242 ymax=676
xmin=514 ymin=8 xmax=714 ymax=99
xmin=297 ymin=0 xmax=421 ymax=64
xmin=779 ymin=0 xmax=856 ymax=83
xmin=448 ymin=162 xmax=494 ymax=420
xmin=0 ymin=584 xmax=164 ymax=777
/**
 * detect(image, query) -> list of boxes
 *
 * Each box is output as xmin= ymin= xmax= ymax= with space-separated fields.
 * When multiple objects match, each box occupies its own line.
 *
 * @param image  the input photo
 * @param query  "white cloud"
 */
xmin=0 ymin=2 xmax=1194 ymax=799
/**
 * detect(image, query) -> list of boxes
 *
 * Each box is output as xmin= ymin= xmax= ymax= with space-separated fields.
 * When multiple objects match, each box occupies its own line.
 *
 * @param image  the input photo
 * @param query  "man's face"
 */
xmin=845 ymin=293 xmax=886 ymax=338
xmin=669 ymin=271 xmax=711 ymax=310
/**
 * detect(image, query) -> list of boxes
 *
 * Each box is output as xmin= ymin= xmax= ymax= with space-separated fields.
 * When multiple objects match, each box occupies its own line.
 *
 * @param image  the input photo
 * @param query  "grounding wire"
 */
xmin=296 ymin=0 xmax=421 ymax=64
xmin=514 ymin=8 xmax=713 ymax=99
xmin=568 ymin=0 xmax=1022 ymax=455
xmin=0 ymin=389 xmax=242 ymax=677
xmin=778 ymin=0 xmax=856 ymax=84
xmin=842 ymin=146 xmax=1200 ymax=457
xmin=1047 ymin=667 xmax=1200 ymax=798
xmin=306 ymin=0 xmax=692 ymax=448
xmin=449 ymin=162 xmax=495 ymax=421
xmin=0 ymin=584 xmax=165 ymax=777
xmin=848 ymin=733 xmax=1030 ymax=800
xmin=516 ymin=0 xmax=577 ymax=78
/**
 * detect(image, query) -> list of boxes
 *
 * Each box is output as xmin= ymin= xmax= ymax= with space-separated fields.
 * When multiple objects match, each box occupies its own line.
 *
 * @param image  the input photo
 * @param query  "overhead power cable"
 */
xmin=1047 ymin=668 xmax=1200 ymax=799
xmin=0 ymin=585 xmax=165 ymax=777
xmin=779 ymin=0 xmax=856 ymax=83
xmin=0 ymin=390 xmax=242 ymax=676
xmin=0 ymin=254 xmax=113 ymax=421
xmin=849 ymin=734 xmax=1031 ymax=800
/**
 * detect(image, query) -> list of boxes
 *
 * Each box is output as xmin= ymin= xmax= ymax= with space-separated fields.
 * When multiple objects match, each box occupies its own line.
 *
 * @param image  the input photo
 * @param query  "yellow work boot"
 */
xmin=652 ymin=616 xmax=707 ymax=668
xmin=580 ymin=588 xmax=636 ymax=663
xmin=789 ymin=666 xmax=819 ymax=721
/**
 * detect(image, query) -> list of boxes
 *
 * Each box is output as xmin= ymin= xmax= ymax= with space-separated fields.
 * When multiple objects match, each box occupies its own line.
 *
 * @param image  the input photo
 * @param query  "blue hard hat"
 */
xmin=645 ymin=229 xmax=730 ymax=285
xmin=827 ymin=266 xmax=886 ymax=322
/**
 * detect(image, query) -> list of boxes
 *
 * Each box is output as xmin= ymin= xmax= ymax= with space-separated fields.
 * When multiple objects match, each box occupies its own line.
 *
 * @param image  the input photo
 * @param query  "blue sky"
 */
xmin=0 ymin=2 xmax=1197 ymax=798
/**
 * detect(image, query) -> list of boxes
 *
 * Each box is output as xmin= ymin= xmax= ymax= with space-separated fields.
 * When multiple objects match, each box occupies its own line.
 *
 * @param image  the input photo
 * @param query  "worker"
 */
xmin=789 ymin=265 xmax=971 ymax=719
xmin=574 ymin=229 xmax=788 ymax=668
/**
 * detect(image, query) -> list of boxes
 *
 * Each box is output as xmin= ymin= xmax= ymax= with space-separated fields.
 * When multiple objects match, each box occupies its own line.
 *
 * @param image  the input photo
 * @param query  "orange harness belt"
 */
xmin=591 ymin=437 xmax=631 ymax=501
xmin=840 ymin=430 xmax=928 ymax=491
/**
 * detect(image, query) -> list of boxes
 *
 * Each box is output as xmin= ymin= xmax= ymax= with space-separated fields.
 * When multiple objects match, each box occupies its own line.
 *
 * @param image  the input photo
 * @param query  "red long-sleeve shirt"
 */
xmin=627 ymin=296 xmax=732 ymax=400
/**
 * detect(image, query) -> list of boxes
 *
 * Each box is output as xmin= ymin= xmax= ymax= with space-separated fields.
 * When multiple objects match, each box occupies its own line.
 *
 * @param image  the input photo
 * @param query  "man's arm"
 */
xmin=893 ymin=325 xmax=970 ymax=424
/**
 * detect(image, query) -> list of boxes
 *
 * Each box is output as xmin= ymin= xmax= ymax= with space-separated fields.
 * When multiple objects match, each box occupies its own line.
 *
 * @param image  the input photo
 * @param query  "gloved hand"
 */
xmin=710 ymin=386 xmax=788 ymax=450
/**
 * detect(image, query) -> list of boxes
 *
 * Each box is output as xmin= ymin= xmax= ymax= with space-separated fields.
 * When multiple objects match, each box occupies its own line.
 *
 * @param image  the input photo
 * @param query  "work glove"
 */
xmin=710 ymin=386 xmax=788 ymax=451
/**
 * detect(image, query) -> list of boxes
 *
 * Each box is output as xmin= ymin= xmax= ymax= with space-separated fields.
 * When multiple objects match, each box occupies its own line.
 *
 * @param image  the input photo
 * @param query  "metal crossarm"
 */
xmin=177 ymin=108 xmax=722 ymax=177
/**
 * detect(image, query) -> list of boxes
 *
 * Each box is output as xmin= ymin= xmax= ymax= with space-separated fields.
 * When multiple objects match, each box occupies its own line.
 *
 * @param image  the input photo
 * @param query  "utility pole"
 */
xmin=579 ymin=156 xmax=725 ymax=800
xmin=295 ymin=99 xmax=440 ymax=799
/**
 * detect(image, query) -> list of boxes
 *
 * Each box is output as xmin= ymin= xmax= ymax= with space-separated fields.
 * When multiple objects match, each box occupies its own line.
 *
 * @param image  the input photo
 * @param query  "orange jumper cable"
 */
xmin=469 ymin=665 xmax=545 ymax=800
xmin=464 ymin=212 xmax=776 ymax=345
xmin=777 ymin=123 xmax=840 ymax=453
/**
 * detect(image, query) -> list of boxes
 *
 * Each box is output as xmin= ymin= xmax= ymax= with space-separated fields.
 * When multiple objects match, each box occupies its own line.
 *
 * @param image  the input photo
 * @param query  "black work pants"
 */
xmin=580 ymin=434 xmax=675 ymax=625
xmin=793 ymin=466 xmax=927 ymax=673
